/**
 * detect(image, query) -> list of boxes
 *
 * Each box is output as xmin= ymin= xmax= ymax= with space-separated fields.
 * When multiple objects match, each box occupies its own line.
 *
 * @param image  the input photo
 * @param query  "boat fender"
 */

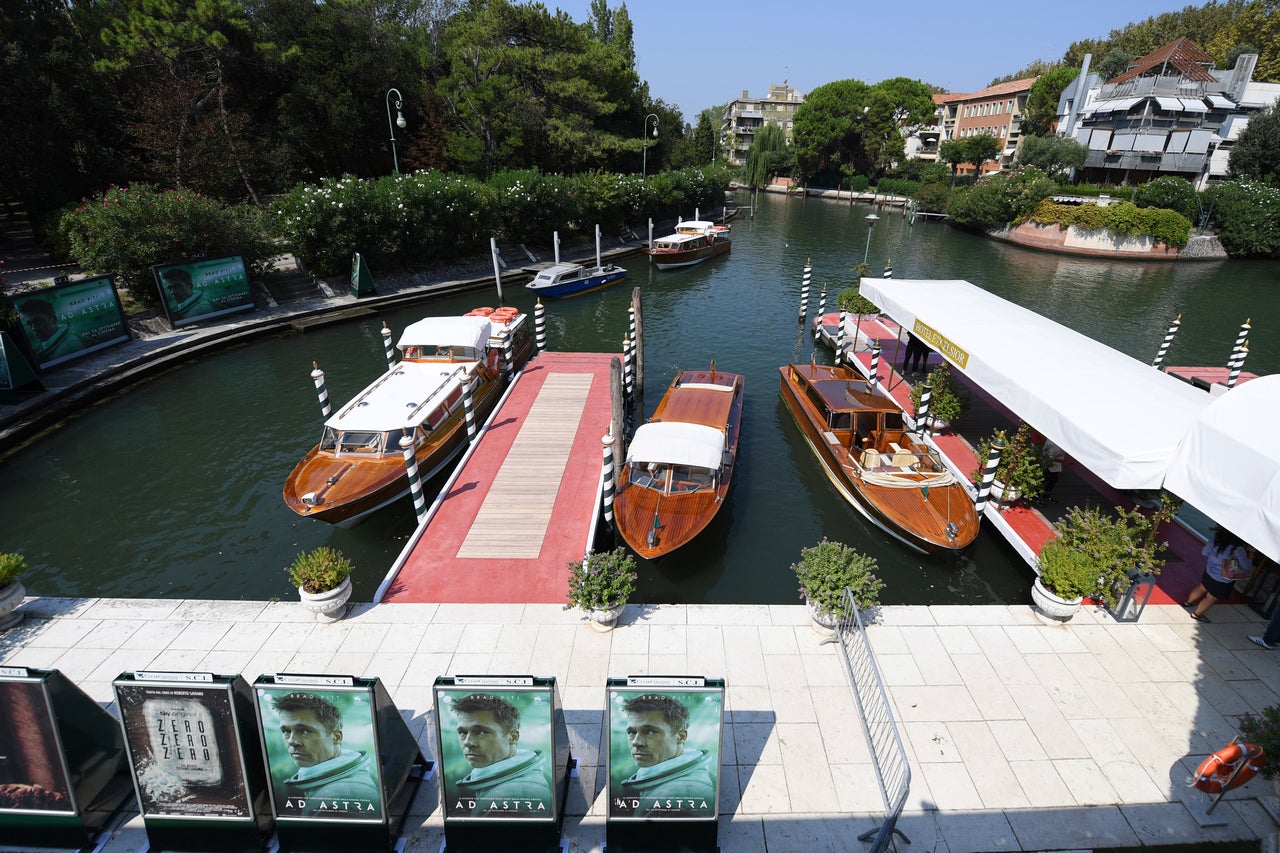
xmin=487 ymin=349 xmax=501 ymax=372
xmin=1190 ymin=741 xmax=1264 ymax=793
xmin=301 ymin=492 xmax=322 ymax=507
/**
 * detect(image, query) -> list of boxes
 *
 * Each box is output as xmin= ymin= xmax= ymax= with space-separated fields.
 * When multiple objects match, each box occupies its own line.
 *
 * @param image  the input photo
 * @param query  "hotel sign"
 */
xmin=912 ymin=319 xmax=968 ymax=369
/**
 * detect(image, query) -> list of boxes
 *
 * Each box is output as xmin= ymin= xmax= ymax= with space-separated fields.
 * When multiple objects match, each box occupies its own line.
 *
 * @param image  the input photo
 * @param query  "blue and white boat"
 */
xmin=526 ymin=225 xmax=627 ymax=298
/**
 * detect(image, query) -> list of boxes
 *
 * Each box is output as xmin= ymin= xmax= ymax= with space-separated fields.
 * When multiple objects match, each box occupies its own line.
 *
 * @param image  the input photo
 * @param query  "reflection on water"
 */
xmin=3 ymin=190 xmax=1277 ymax=605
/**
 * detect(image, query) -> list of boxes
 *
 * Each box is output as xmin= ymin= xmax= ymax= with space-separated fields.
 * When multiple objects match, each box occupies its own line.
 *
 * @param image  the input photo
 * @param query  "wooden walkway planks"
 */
xmin=456 ymin=373 xmax=593 ymax=558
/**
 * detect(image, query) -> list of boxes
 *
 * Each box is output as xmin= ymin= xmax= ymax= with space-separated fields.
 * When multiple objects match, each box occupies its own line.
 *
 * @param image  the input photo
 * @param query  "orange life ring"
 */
xmin=491 ymin=307 xmax=519 ymax=322
xmin=467 ymin=307 xmax=495 ymax=317
xmin=486 ymin=349 xmax=502 ymax=372
xmin=1191 ymin=741 xmax=1264 ymax=793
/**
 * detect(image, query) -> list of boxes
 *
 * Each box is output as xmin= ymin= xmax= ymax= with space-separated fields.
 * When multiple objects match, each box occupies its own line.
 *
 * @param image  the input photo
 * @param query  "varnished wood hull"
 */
xmin=779 ymin=364 xmax=979 ymax=553
xmin=614 ymin=369 xmax=744 ymax=558
xmin=646 ymin=240 xmax=731 ymax=270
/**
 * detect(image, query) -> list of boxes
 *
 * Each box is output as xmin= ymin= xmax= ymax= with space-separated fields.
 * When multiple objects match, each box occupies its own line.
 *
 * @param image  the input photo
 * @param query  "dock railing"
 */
xmin=827 ymin=588 xmax=911 ymax=852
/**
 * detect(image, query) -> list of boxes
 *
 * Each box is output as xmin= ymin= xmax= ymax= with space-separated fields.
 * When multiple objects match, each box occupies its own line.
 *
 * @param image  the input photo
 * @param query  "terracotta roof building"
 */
xmin=933 ymin=79 xmax=1037 ymax=174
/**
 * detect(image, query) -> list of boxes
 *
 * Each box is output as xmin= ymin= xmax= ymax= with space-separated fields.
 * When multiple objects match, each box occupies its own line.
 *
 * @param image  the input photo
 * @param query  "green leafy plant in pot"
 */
xmin=1049 ymin=497 xmax=1178 ymax=608
xmin=910 ymin=363 xmax=968 ymax=427
xmin=0 ymin=552 xmax=27 ymax=630
xmin=1239 ymin=705 xmax=1280 ymax=782
xmin=972 ymin=424 xmax=1045 ymax=503
xmin=565 ymin=547 xmax=637 ymax=628
xmin=791 ymin=538 xmax=884 ymax=627
xmin=286 ymin=546 xmax=353 ymax=622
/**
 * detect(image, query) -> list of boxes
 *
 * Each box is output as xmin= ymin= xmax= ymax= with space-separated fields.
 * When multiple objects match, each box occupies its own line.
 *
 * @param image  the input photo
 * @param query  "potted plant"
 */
xmin=835 ymin=285 xmax=879 ymax=353
xmin=972 ymin=424 xmax=1045 ymax=505
xmin=0 ymin=553 xmax=27 ymax=630
xmin=791 ymin=538 xmax=885 ymax=634
xmin=1239 ymin=705 xmax=1280 ymax=792
xmin=1048 ymin=498 xmax=1177 ymax=610
xmin=564 ymin=547 xmax=637 ymax=631
xmin=286 ymin=546 xmax=353 ymax=622
xmin=1031 ymin=537 xmax=1096 ymax=622
xmin=909 ymin=363 xmax=968 ymax=430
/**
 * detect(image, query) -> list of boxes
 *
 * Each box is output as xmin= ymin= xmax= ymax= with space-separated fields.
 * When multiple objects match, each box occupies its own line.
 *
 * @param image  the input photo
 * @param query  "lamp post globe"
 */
xmin=863 ymin=213 xmax=880 ymax=265
xmin=386 ymin=88 xmax=407 ymax=175
xmin=642 ymin=113 xmax=659 ymax=178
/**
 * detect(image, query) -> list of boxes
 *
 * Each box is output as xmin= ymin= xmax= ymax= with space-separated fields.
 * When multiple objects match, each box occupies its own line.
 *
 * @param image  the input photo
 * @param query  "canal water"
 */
xmin=3 ymin=191 xmax=1277 ymax=605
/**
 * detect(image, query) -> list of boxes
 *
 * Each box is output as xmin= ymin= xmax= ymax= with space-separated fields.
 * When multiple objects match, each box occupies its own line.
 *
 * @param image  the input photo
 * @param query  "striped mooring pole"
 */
xmin=381 ymin=322 xmax=395 ymax=369
xmin=622 ymin=334 xmax=634 ymax=401
xmin=502 ymin=334 xmax=514 ymax=377
xmin=628 ymin=304 xmax=638 ymax=361
xmin=918 ymin=382 xmax=933 ymax=435
xmin=1151 ymin=314 xmax=1181 ymax=367
xmin=869 ymin=342 xmax=881 ymax=389
xmin=1227 ymin=340 xmax=1250 ymax=388
xmin=815 ymin=285 xmax=827 ymax=341
xmin=601 ymin=430 xmax=615 ymax=528
xmin=883 ymin=259 xmax=893 ymax=278
xmin=973 ymin=437 xmax=1006 ymax=516
xmin=836 ymin=310 xmax=847 ymax=365
xmin=399 ymin=430 xmax=427 ymax=523
xmin=1226 ymin=318 xmax=1251 ymax=374
xmin=462 ymin=375 xmax=478 ymax=441
xmin=311 ymin=361 xmax=331 ymax=418
xmin=534 ymin=298 xmax=547 ymax=353
xmin=798 ymin=260 xmax=811 ymax=324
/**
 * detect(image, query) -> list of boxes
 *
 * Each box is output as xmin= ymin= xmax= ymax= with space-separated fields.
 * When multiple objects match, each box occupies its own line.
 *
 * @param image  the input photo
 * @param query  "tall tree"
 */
xmin=1229 ymin=99 xmax=1280 ymax=184
xmin=862 ymin=77 xmax=937 ymax=176
xmin=791 ymin=79 xmax=871 ymax=182
xmin=744 ymin=122 xmax=787 ymax=189
xmin=1207 ymin=1 xmax=1280 ymax=79
xmin=1020 ymin=66 xmax=1079 ymax=137
xmin=1015 ymin=134 xmax=1087 ymax=178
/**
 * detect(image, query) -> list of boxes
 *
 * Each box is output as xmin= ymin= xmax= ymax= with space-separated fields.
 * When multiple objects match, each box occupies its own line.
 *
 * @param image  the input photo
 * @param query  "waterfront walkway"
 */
xmin=2 ymin=597 xmax=1277 ymax=852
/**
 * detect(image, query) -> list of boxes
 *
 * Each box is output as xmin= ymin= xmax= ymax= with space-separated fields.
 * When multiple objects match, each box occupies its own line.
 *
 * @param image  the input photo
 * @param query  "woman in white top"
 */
xmin=1183 ymin=526 xmax=1254 ymax=623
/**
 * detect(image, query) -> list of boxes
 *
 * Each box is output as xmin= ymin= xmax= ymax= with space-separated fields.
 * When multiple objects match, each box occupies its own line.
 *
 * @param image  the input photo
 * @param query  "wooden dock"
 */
xmin=378 ymin=352 xmax=616 ymax=604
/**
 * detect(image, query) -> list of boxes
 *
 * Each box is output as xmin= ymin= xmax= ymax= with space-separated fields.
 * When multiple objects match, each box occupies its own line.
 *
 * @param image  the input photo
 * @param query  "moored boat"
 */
xmin=283 ymin=309 xmax=534 ymax=526
xmin=613 ymin=366 xmax=744 ymax=558
xmin=526 ymin=262 xmax=626 ymax=298
xmin=779 ymin=362 xmax=979 ymax=553
xmin=645 ymin=220 xmax=731 ymax=270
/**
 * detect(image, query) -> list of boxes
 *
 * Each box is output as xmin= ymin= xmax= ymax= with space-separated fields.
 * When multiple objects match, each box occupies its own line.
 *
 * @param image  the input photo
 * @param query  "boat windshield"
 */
xmin=628 ymin=462 xmax=715 ymax=493
xmin=326 ymin=429 xmax=387 ymax=455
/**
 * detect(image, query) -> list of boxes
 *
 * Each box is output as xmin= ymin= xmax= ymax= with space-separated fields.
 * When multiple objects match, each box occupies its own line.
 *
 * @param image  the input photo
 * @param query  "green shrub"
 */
xmin=910 ymin=363 xmax=968 ymax=424
xmin=875 ymin=177 xmax=919 ymax=198
xmin=847 ymin=174 xmax=870 ymax=192
xmin=947 ymin=168 xmax=1056 ymax=228
xmin=914 ymin=182 xmax=951 ymax=213
xmin=286 ymin=546 xmax=352 ymax=594
xmin=1048 ymin=498 xmax=1178 ymax=607
xmin=1239 ymin=706 xmax=1280 ymax=780
xmin=564 ymin=547 xmax=637 ymax=611
xmin=835 ymin=284 xmax=878 ymax=313
xmin=1026 ymin=199 xmax=1191 ymax=247
xmin=791 ymin=538 xmax=884 ymax=616
xmin=1036 ymin=538 xmax=1096 ymax=599
xmin=1207 ymin=180 xmax=1280 ymax=257
xmin=60 ymin=185 xmax=279 ymax=306
xmin=1133 ymin=176 xmax=1198 ymax=222
xmin=972 ymin=424 xmax=1046 ymax=500
xmin=0 ymin=553 xmax=26 ymax=588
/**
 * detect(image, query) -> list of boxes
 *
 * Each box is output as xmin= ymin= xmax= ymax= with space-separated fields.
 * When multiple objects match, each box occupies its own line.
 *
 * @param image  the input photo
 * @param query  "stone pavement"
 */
xmin=2 ymin=597 xmax=1278 ymax=852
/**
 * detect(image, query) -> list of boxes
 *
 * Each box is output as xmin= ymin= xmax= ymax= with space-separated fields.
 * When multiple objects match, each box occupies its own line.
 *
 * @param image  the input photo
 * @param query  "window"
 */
xmin=1007 ymin=99 xmax=1014 ymax=112
xmin=1001 ymin=126 xmax=1007 ymax=138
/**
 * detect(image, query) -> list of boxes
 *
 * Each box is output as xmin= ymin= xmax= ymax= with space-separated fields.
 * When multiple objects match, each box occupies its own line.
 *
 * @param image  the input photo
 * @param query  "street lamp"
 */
xmin=386 ymin=88 xmax=407 ymax=175
xmin=642 ymin=113 xmax=659 ymax=178
xmin=863 ymin=213 xmax=880 ymax=265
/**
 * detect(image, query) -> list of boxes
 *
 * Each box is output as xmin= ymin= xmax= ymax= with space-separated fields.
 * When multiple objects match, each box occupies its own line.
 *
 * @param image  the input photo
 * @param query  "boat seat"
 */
xmin=860 ymin=449 xmax=880 ymax=468
xmin=890 ymin=451 xmax=916 ymax=467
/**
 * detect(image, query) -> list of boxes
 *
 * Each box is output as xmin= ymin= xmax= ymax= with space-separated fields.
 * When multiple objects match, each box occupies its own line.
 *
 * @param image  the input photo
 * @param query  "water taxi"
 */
xmin=645 ymin=220 xmax=731 ymax=270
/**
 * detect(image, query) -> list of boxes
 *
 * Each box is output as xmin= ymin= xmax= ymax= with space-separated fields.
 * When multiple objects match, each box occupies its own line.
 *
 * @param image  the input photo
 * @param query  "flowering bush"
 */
xmin=564 ymin=547 xmax=637 ymax=611
xmin=791 ymin=538 xmax=884 ymax=617
xmin=286 ymin=546 xmax=352 ymax=594
xmin=1207 ymin=180 xmax=1280 ymax=257
xmin=1047 ymin=497 xmax=1179 ymax=607
xmin=60 ymin=185 xmax=279 ymax=306
xmin=1239 ymin=705 xmax=1280 ymax=780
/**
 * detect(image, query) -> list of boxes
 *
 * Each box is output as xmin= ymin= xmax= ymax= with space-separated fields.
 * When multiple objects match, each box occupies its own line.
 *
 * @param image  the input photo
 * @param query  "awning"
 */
xmin=1156 ymin=96 xmax=1184 ymax=112
xmin=1178 ymin=98 xmax=1207 ymax=113
xmin=398 ymin=315 xmax=491 ymax=351
xmin=1164 ymin=376 xmax=1280 ymax=562
xmin=858 ymin=279 xmax=1210 ymax=490
xmin=1206 ymin=94 xmax=1235 ymax=109
xmin=626 ymin=422 xmax=724 ymax=469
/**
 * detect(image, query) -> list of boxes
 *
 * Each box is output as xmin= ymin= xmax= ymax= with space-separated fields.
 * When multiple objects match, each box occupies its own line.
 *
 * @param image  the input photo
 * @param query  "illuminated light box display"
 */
xmin=0 ymin=667 xmax=133 ymax=849
xmin=253 ymin=673 xmax=429 ymax=853
xmin=433 ymin=675 xmax=572 ymax=852
xmin=113 ymin=671 xmax=271 ymax=851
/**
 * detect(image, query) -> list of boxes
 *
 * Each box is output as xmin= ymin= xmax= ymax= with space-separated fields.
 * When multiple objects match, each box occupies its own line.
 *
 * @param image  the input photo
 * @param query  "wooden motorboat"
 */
xmin=283 ymin=308 xmax=534 ymax=526
xmin=613 ymin=367 xmax=744 ymax=558
xmin=645 ymin=220 xmax=731 ymax=270
xmin=779 ymin=362 xmax=979 ymax=553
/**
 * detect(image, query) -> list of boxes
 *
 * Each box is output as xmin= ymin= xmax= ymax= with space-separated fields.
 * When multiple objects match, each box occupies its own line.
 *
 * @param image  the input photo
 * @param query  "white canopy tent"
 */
xmin=1164 ymin=375 xmax=1280 ymax=562
xmin=859 ymin=279 xmax=1210 ymax=490
xmin=626 ymin=422 xmax=724 ymax=470
xmin=398 ymin=315 xmax=491 ymax=351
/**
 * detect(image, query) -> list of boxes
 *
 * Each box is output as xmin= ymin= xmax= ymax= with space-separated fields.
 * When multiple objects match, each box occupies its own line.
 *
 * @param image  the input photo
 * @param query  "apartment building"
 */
xmin=1056 ymin=37 xmax=1280 ymax=189
xmin=720 ymin=84 xmax=805 ymax=167
xmin=933 ymin=78 xmax=1036 ymax=174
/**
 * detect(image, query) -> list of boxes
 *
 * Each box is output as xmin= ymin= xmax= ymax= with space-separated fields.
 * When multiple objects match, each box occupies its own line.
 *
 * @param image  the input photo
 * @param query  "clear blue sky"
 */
xmin=557 ymin=1 xmax=1203 ymax=120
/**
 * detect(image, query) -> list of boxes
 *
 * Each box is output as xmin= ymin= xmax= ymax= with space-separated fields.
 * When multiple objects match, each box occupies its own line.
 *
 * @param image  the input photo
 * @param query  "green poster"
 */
xmin=153 ymin=256 xmax=255 ymax=328
xmin=9 ymin=276 xmax=131 ymax=370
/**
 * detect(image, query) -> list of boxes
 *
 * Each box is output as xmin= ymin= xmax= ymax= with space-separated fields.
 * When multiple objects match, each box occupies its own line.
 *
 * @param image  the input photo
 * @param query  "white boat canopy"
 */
xmin=398 ymin=315 xmax=491 ymax=351
xmin=859 ymin=278 xmax=1210 ymax=490
xmin=627 ymin=422 xmax=725 ymax=470
xmin=1164 ymin=375 xmax=1280 ymax=562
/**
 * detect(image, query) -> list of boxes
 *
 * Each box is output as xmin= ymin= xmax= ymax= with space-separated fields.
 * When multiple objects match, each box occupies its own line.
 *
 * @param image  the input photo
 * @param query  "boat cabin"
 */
xmin=625 ymin=422 xmax=725 ymax=494
xmin=531 ymin=264 xmax=588 ymax=288
xmin=652 ymin=232 xmax=711 ymax=252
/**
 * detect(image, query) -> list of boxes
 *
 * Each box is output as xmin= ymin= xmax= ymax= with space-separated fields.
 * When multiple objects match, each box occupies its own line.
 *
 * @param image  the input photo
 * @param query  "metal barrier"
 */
xmin=826 ymin=589 xmax=911 ymax=851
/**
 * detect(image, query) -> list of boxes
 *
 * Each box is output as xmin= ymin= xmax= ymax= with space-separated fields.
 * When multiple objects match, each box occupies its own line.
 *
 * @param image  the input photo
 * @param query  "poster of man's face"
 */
xmin=606 ymin=688 xmax=723 ymax=820
xmin=9 ymin=277 xmax=129 ymax=370
xmin=115 ymin=682 xmax=250 ymax=818
xmin=434 ymin=688 xmax=556 ymax=821
xmin=255 ymin=688 xmax=382 ymax=822
xmin=0 ymin=680 xmax=73 ymax=813
xmin=152 ymin=257 xmax=253 ymax=328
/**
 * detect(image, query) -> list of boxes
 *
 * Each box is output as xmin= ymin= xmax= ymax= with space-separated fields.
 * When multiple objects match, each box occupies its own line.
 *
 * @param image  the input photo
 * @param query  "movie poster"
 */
xmin=255 ymin=686 xmax=383 ymax=822
xmin=115 ymin=682 xmax=250 ymax=818
xmin=434 ymin=684 xmax=556 ymax=821
xmin=0 ymin=679 xmax=74 ymax=813
xmin=606 ymin=681 xmax=723 ymax=821
xmin=8 ymin=276 xmax=130 ymax=370
xmin=152 ymin=256 xmax=254 ymax=328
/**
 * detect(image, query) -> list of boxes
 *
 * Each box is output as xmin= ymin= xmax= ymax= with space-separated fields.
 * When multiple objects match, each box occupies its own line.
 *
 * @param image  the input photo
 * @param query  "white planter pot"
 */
xmin=806 ymin=600 xmax=840 ymax=636
xmin=298 ymin=577 xmax=352 ymax=622
xmin=1031 ymin=577 xmax=1082 ymax=623
xmin=0 ymin=580 xmax=25 ymax=630
xmin=991 ymin=478 xmax=1021 ymax=508
xmin=588 ymin=605 xmax=623 ymax=632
